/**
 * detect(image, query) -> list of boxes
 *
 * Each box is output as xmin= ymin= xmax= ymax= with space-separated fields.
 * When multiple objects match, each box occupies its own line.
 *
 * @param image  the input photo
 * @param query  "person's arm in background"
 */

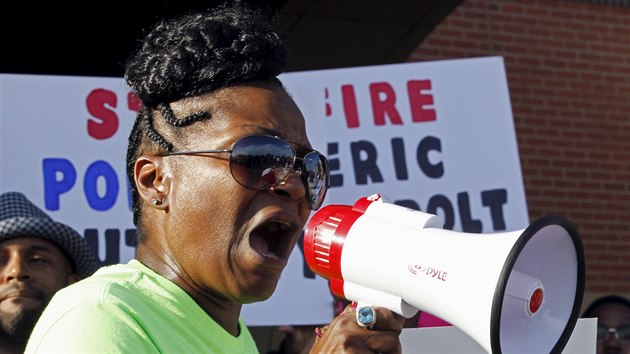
xmin=267 ymin=325 xmax=319 ymax=354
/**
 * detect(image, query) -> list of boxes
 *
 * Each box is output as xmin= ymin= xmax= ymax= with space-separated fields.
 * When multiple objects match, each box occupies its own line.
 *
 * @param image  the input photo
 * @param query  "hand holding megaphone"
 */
xmin=303 ymin=194 xmax=585 ymax=354
xmin=310 ymin=301 xmax=406 ymax=354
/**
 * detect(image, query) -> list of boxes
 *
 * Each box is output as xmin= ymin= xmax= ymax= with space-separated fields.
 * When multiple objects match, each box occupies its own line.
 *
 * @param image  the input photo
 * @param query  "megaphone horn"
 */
xmin=304 ymin=194 xmax=585 ymax=354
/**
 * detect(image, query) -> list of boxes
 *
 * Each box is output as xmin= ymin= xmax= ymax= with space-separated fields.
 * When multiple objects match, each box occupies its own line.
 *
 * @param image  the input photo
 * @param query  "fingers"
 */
xmin=362 ymin=328 xmax=403 ymax=354
xmin=310 ymin=304 xmax=404 ymax=354
xmin=369 ymin=307 xmax=405 ymax=333
xmin=314 ymin=325 xmax=328 ymax=342
xmin=341 ymin=303 xmax=405 ymax=333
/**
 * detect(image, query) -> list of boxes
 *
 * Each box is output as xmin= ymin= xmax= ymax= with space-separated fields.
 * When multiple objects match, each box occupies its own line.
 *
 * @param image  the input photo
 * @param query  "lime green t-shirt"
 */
xmin=25 ymin=259 xmax=258 ymax=353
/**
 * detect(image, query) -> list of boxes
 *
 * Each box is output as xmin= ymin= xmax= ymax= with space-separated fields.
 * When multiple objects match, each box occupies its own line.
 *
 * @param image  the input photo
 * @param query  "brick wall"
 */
xmin=408 ymin=0 xmax=630 ymax=306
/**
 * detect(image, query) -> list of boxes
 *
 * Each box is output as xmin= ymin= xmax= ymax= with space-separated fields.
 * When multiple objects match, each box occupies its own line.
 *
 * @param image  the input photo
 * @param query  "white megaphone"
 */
xmin=303 ymin=194 xmax=585 ymax=354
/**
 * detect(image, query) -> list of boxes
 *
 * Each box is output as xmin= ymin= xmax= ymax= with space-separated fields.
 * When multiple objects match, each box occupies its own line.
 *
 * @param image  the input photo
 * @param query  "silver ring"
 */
xmin=355 ymin=305 xmax=377 ymax=330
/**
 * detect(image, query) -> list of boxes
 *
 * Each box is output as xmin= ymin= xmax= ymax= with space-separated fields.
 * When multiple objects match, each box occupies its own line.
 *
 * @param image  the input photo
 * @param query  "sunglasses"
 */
xmin=597 ymin=325 xmax=630 ymax=343
xmin=160 ymin=134 xmax=329 ymax=210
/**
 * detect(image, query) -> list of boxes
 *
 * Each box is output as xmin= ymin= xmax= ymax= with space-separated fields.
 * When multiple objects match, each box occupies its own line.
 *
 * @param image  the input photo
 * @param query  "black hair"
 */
xmin=582 ymin=294 xmax=630 ymax=318
xmin=123 ymin=1 xmax=288 ymax=231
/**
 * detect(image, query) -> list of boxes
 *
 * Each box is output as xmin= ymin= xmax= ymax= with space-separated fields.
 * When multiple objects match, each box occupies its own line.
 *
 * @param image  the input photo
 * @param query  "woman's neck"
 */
xmin=136 ymin=244 xmax=243 ymax=336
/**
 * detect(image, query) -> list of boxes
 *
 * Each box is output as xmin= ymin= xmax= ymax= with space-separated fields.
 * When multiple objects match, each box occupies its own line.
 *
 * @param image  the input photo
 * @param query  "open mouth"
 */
xmin=250 ymin=219 xmax=294 ymax=260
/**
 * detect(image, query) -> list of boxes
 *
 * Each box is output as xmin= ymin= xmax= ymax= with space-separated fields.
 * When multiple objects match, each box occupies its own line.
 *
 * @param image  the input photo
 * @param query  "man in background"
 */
xmin=0 ymin=191 xmax=98 ymax=353
xmin=582 ymin=294 xmax=630 ymax=354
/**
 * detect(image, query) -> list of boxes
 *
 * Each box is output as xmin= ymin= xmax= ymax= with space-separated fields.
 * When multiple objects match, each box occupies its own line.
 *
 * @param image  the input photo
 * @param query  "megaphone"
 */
xmin=304 ymin=194 xmax=585 ymax=354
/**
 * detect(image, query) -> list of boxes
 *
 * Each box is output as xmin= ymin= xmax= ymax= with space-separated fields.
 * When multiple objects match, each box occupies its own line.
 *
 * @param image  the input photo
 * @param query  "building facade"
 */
xmin=408 ymin=0 xmax=630 ymax=306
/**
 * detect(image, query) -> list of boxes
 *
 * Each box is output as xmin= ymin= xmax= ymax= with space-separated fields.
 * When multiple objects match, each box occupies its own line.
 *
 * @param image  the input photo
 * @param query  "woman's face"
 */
xmin=142 ymin=83 xmax=314 ymax=304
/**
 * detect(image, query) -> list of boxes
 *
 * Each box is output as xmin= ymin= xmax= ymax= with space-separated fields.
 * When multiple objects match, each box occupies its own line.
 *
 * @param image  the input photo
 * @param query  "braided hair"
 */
xmin=123 ymin=1 xmax=287 ymax=231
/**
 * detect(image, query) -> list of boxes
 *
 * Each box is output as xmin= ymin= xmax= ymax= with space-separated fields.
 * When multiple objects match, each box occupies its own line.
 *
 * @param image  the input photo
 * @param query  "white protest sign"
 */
xmin=0 ymin=74 xmax=138 ymax=263
xmin=400 ymin=318 xmax=596 ymax=354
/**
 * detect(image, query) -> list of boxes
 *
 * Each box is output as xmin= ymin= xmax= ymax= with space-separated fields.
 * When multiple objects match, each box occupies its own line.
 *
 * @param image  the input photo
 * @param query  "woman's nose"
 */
xmin=269 ymin=169 xmax=306 ymax=203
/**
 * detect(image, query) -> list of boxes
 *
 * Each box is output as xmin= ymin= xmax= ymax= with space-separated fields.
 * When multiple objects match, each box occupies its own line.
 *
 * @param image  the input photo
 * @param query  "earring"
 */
xmin=151 ymin=198 xmax=162 ymax=206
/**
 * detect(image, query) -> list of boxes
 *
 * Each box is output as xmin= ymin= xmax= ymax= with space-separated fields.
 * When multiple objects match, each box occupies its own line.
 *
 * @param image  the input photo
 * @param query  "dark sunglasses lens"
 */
xmin=303 ymin=152 xmax=329 ymax=210
xmin=619 ymin=326 xmax=630 ymax=341
xmin=229 ymin=136 xmax=294 ymax=189
xmin=597 ymin=326 xmax=609 ymax=340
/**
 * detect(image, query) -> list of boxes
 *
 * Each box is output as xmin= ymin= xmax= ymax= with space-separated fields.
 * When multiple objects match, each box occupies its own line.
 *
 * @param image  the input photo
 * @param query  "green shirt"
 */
xmin=25 ymin=259 xmax=258 ymax=353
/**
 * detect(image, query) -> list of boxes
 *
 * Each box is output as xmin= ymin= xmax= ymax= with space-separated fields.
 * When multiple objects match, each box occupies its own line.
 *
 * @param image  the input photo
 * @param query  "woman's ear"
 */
xmin=135 ymin=155 xmax=170 ymax=209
